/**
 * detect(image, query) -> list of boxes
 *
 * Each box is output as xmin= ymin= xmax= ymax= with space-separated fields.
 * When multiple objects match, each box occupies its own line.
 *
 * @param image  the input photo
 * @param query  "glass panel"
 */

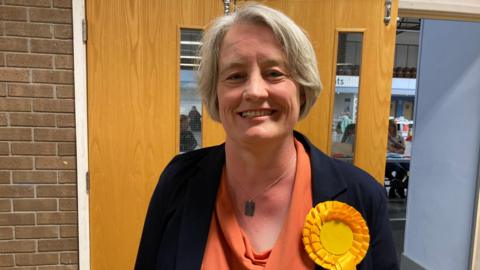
xmin=179 ymin=29 xmax=202 ymax=152
xmin=331 ymin=32 xmax=363 ymax=161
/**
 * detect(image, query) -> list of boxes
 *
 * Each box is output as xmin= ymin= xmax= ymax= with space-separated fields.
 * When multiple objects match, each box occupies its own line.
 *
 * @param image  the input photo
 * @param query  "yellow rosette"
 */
xmin=302 ymin=201 xmax=369 ymax=270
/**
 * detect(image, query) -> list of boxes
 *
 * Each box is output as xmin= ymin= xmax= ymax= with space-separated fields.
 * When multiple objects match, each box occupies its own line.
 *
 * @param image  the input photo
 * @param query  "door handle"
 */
xmin=384 ymin=0 xmax=392 ymax=25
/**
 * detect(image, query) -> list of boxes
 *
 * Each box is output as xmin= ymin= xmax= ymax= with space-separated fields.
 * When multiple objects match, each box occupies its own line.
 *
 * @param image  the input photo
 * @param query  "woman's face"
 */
xmin=216 ymin=22 xmax=303 ymax=146
xmin=389 ymin=123 xmax=396 ymax=135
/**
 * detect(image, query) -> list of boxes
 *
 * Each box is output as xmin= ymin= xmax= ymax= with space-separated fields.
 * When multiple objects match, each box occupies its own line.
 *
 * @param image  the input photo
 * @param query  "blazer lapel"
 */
xmin=294 ymin=131 xmax=348 ymax=204
xmin=175 ymin=146 xmax=225 ymax=270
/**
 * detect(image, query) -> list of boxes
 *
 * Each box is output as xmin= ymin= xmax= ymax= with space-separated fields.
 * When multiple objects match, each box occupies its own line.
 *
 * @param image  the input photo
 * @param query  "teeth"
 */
xmin=241 ymin=110 xmax=273 ymax=118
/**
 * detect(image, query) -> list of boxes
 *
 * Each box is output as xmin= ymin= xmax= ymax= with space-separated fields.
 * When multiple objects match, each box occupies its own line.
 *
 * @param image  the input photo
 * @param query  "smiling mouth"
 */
xmin=239 ymin=110 xmax=275 ymax=119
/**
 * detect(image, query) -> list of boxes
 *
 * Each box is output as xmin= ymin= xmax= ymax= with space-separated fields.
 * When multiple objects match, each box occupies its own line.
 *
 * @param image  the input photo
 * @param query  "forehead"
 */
xmin=218 ymin=22 xmax=285 ymax=64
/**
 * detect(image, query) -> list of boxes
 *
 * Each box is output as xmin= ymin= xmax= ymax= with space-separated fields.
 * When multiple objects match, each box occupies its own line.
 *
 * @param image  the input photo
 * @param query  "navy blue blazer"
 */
xmin=135 ymin=132 xmax=399 ymax=270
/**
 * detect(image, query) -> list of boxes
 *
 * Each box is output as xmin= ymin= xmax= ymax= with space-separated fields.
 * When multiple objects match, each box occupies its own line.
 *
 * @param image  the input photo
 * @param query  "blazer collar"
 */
xmin=294 ymin=131 xmax=348 ymax=203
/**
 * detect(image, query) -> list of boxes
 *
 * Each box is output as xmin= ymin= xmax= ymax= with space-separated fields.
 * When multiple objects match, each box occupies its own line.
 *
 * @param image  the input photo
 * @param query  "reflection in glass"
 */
xmin=180 ymin=29 xmax=202 ymax=152
xmin=331 ymin=33 xmax=363 ymax=160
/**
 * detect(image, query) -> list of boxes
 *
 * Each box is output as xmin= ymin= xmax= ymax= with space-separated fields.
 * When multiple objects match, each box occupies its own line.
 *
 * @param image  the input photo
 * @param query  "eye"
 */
xmin=266 ymin=69 xmax=286 ymax=80
xmin=225 ymin=73 xmax=245 ymax=82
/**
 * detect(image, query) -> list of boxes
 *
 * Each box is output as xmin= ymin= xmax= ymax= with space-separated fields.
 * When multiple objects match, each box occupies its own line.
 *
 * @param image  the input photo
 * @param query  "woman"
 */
xmin=136 ymin=4 xmax=398 ymax=270
xmin=179 ymin=114 xmax=198 ymax=152
xmin=387 ymin=120 xmax=406 ymax=154
xmin=386 ymin=120 xmax=409 ymax=199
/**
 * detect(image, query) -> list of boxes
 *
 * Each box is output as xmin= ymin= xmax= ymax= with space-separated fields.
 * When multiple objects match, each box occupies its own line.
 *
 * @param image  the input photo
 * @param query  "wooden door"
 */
xmin=87 ymin=0 xmax=397 ymax=268
xmin=273 ymin=0 xmax=398 ymax=181
xmin=86 ymin=1 xmax=223 ymax=269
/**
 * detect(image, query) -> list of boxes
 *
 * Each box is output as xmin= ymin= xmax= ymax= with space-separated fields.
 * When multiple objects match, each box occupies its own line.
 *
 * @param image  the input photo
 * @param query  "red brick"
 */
xmin=0 ymin=128 xmax=32 ymax=140
xmin=30 ymin=8 xmax=72 ymax=24
xmin=36 ymin=184 xmax=76 ymax=197
xmin=36 ymin=156 xmax=75 ymax=170
xmin=0 ymin=171 xmax=10 ymax=184
xmin=56 ymin=85 xmax=73 ymax=98
xmin=12 ymin=142 xmax=56 ymax=155
xmin=15 ymin=253 xmax=59 ymax=266
xmin=60 ymin=252 xmax=77 ymax=264
xmin=0 ymin=227 xmax=14 ymax=240
xmin=33 ymin=99 xmax=74 ymax=113
xmin=0 ymin=240 xmax=35 ymax=252
xmin=2 ymin=266 xmax=37 ymax=270
xmin=0 ymin=213 xmax=35 ymax=225
xmin=54 ymin=55 xmax=72 ymax=70
xmin=53 ymin=0 xmax=71 ymax=8
xmin=13 ymin=170 xmax=57 ymax=184
xmin=0 ymin=254 xmax=14 ymax=267
xmin=0 ymin=185 xmax=34 ymax=197
xmin=8 ymin=83 xmax=54 ymax=98
xmin=38 ymin=238 xmax=77 ymax=251
xmin=0 ymin=68 xmax=29 ymax=82
xmin=56 ymin=114 xmax=74 ymax=128
xmin=5 ymin=22 xmax=52 ymax=38
xmin=37 ymin=211 xmax=77 ymax=224
xmin=0 ymin=266 xmax=36 ymax=270
xmin=0 ymin=83 xmax=6 ymax=96
xmin=38 ymin=266 xmax=78 ymax=270
xmin=0 ymin=98 xmax=31 ymax=111
xmin=34 ymin=128 xmax=75 ymax=141
xmin=4 ymin=0 xmax=52 ymax=7
xmin=6 ymin=53 xmax=53 ymax=68
xmin=59 ymin=226 xmax=76 ymax=239
xmin=0 ymin=199 xmax=11 ymax=212
xmin=0 ymin=6 xmax=27 ymax=21
xmin=0 ymin=157 xmax=33 ymax=169
xmin=0 ymin=52 xmax=5 ymax=66
xmin=0 ymin=113 xmax=8 ymax=126
xmin=0 ymin=142 xmax=9 ymax=155
xmin=15 ymin=225 xmax=58 ymax=239
xmin=31 ymin=39 xmax=72 ymax=54
xmin=59 ymin=198 xmax=76 ymax=211
xmin=0 ymin=37 xmax=28 ymax=52
xmin=32 ymin=70 xmax=73 ymax=84
xmin=58 ymin=143 xmax=75 ymax=156
xmin=14 ymin=198 xmax=57 ymax=211
xmin=58 ymin=171 xmax=75 ymax=183
xmin=10 ymin=113 xmax=55 ymax=127
xmin=54 ymin=24 xmax=72 ymax=39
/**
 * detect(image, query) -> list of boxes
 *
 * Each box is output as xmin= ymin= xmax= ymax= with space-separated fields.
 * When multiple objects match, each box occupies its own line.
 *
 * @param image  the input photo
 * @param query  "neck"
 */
xmin=224 ymin=134 xmax=297 ymax=191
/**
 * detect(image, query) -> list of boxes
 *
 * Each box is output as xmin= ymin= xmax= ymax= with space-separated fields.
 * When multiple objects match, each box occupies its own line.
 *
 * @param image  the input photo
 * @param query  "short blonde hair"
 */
xmin=197 ymin=3 xmax=323 ymax=122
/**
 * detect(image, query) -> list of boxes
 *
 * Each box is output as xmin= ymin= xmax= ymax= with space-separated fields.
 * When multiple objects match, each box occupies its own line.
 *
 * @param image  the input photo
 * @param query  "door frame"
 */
xmin=72 ymin=1 xmax=480 ymax=269
xmin=72 ymin=0 xmax=90 ymax=269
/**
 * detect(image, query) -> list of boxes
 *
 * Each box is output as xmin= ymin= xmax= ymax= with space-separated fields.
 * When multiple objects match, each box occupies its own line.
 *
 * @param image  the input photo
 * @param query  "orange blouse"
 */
xmin=202 ymin=140 xmax=314 ymax=270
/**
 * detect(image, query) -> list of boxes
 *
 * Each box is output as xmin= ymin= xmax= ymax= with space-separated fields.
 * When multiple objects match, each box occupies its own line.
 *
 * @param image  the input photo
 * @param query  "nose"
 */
xmin=243 ymin=72 xmax=268 ymax=101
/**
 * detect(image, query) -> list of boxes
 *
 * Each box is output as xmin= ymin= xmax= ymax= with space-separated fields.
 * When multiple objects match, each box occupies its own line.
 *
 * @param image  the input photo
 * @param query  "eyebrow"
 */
xmin=218 ymin=57 xmax=288 ymax=76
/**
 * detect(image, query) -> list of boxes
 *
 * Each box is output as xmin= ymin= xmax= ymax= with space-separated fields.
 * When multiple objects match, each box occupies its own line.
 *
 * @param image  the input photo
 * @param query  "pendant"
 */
xmin=245 ymin=200 xmax=255 ymax=216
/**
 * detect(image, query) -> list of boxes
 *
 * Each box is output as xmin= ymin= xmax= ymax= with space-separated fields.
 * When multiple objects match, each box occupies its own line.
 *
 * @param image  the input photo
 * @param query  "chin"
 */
xmin=239 ymin=127 xmax=291 ymax=143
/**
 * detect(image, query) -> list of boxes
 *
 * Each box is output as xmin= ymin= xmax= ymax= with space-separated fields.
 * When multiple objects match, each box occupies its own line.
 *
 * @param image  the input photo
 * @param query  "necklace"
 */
xmin=231 ymin=167 xmax=294 ymax=217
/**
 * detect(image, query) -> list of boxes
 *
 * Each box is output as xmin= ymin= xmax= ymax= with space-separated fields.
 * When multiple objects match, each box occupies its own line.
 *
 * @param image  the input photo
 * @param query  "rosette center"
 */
xmin=319 ymin=221 xmax=353 ymax=255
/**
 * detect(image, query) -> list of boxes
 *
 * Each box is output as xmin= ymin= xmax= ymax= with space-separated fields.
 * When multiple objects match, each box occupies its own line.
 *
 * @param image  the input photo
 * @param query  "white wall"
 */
xmin=403 ymin=19 xmax=480 ymax=269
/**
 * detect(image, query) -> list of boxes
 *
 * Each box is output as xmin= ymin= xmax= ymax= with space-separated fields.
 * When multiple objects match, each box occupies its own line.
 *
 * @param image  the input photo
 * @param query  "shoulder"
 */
xmin=294 ymin=131 xmax=386 ymax=215
xmin=158 ymin=145 xmax=224 ymax=188
xmin=148 ymin=144 xmax=224 ymax=212
xmin=332 ymin=158 xmax=385 ymax=200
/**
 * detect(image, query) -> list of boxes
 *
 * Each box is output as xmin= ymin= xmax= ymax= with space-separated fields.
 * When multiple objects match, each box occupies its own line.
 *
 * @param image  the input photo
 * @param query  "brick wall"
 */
xmin=0 ymin=0 xmax=78 ymax=269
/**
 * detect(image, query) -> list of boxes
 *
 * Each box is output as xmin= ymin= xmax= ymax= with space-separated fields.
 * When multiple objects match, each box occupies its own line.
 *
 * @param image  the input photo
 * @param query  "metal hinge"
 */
xmin=82 ymin=19 xmax=87 ymax=43
xmin=86 ymin=171 xmax=90 ymax=193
